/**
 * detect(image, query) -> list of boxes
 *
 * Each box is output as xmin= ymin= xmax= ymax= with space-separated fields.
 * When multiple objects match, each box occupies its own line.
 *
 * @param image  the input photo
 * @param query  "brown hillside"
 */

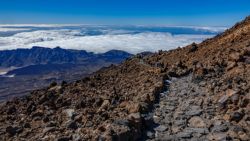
xmin=0 ymin=16 xmax=249 ymax=141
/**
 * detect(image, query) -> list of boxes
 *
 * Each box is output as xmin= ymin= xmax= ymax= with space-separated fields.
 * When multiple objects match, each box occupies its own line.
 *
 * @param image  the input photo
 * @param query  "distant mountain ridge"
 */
xmin=0 ymin=46 xmax=132 ymax=68
xmin=0 ymin=46 xmax=132 ymax=100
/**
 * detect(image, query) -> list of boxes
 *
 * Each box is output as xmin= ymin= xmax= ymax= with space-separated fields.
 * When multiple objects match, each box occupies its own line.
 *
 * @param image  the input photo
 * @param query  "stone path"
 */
xmin=144 ymin=75 xmax=239 ymax=141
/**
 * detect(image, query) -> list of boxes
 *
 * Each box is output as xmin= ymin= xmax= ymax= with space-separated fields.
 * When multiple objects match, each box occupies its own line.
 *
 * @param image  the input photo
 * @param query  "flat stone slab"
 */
xmin=154 ymin=125 xmax=168 ymax=132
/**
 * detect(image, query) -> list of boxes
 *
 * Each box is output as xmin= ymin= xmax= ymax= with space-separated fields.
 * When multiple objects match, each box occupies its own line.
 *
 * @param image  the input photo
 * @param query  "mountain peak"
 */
xmin=53 ymin=46 xmax=63 ymax=50
xmin=31 ymin=46 xmax=48 ymax=50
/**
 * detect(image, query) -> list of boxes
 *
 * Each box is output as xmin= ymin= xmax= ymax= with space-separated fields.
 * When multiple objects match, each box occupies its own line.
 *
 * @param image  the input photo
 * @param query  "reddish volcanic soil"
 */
xmin=0 ymin=16 xmax=250 ymax=140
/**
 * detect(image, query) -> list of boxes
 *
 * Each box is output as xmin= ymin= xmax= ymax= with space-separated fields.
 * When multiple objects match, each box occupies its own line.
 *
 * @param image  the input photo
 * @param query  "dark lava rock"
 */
xmin=230 ymin=112 xmax=245 ymax=122
xmin=7 ymin=105 xmax=16 ymax=115
xmin=6 ymin=126 xmax=22 ymax=136
xmin=23 ymin=123 xmax=31 ymax=128
xmin=49 ymin=81 xmax=57 ymax=88
xmin=189 ymin=43 xmax=198 ymax=53
xmin=66 ymin=121 xmax=78 ymax=130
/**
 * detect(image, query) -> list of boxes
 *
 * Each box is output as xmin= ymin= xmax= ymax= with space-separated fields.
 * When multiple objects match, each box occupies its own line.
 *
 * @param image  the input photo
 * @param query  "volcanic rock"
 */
xmin=0 ymin=16 xmax=250 ymax=141
xmin=188 ymin=116 xmax=206 ymax=128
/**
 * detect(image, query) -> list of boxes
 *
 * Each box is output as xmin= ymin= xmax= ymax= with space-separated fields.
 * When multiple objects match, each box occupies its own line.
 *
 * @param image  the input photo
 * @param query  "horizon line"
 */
xmin=0 ymin=24 xmax=228 ymax=28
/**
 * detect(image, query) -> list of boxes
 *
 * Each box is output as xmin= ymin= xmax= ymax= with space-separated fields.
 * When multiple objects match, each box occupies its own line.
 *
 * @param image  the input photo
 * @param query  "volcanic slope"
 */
xmin=0 ymin=16 xmax=250 ymax=141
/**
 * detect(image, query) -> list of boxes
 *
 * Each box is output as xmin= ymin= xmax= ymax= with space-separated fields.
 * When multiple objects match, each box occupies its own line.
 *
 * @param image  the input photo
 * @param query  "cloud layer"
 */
xmin=0 ymin=25 xmax=225 ymax=54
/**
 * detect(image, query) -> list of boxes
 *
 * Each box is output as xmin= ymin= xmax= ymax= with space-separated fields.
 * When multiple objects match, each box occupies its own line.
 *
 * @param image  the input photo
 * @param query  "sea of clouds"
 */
xmin=0 ymin=25 xmax=226 ymax=54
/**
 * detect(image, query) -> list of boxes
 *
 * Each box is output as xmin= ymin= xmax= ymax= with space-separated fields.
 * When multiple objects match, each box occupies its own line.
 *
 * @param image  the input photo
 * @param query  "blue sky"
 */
xmin=0 ymin=0 xmax=250 ymax=26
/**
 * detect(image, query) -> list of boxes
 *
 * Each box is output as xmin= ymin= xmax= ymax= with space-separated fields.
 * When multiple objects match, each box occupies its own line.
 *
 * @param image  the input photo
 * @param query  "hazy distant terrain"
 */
xmin=0 ymin=47 xmax=132 ymax=101
xmin=0 ymin=25 xmax=226 ymax=53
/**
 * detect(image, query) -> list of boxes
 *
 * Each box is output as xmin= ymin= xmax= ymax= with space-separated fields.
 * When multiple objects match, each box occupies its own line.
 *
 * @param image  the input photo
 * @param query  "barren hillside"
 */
xmin=0 ymin=16 xmax=249 ymax=141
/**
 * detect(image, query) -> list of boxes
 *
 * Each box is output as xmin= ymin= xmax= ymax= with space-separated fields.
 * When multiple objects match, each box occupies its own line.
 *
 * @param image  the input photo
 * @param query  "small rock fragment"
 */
xmin=188 ymin=116 xmax=206 ymax=128
xmin=154 ymin=125 xmax=168 ymax=132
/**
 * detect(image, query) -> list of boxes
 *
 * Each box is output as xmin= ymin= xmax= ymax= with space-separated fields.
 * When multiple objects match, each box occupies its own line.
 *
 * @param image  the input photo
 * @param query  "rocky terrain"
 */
xmin=146 ymin=75 xmax=248 ymax=140
xmin=0 ymin=16 xmax=250 ymax=141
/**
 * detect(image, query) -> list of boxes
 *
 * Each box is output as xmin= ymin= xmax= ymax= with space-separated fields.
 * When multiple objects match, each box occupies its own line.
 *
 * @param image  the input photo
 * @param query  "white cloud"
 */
xmin=0 ymin=29 xmax=81 ymax=48
xmin=191 ymin=26 xmax=227 ymax=33
xmin=0 ymin=26 xmax=219 ymax=54
xmin=0 ymin=24 xmax=82 ymax=28
xmin=0 ymin=27 xmax=31 ymax=32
